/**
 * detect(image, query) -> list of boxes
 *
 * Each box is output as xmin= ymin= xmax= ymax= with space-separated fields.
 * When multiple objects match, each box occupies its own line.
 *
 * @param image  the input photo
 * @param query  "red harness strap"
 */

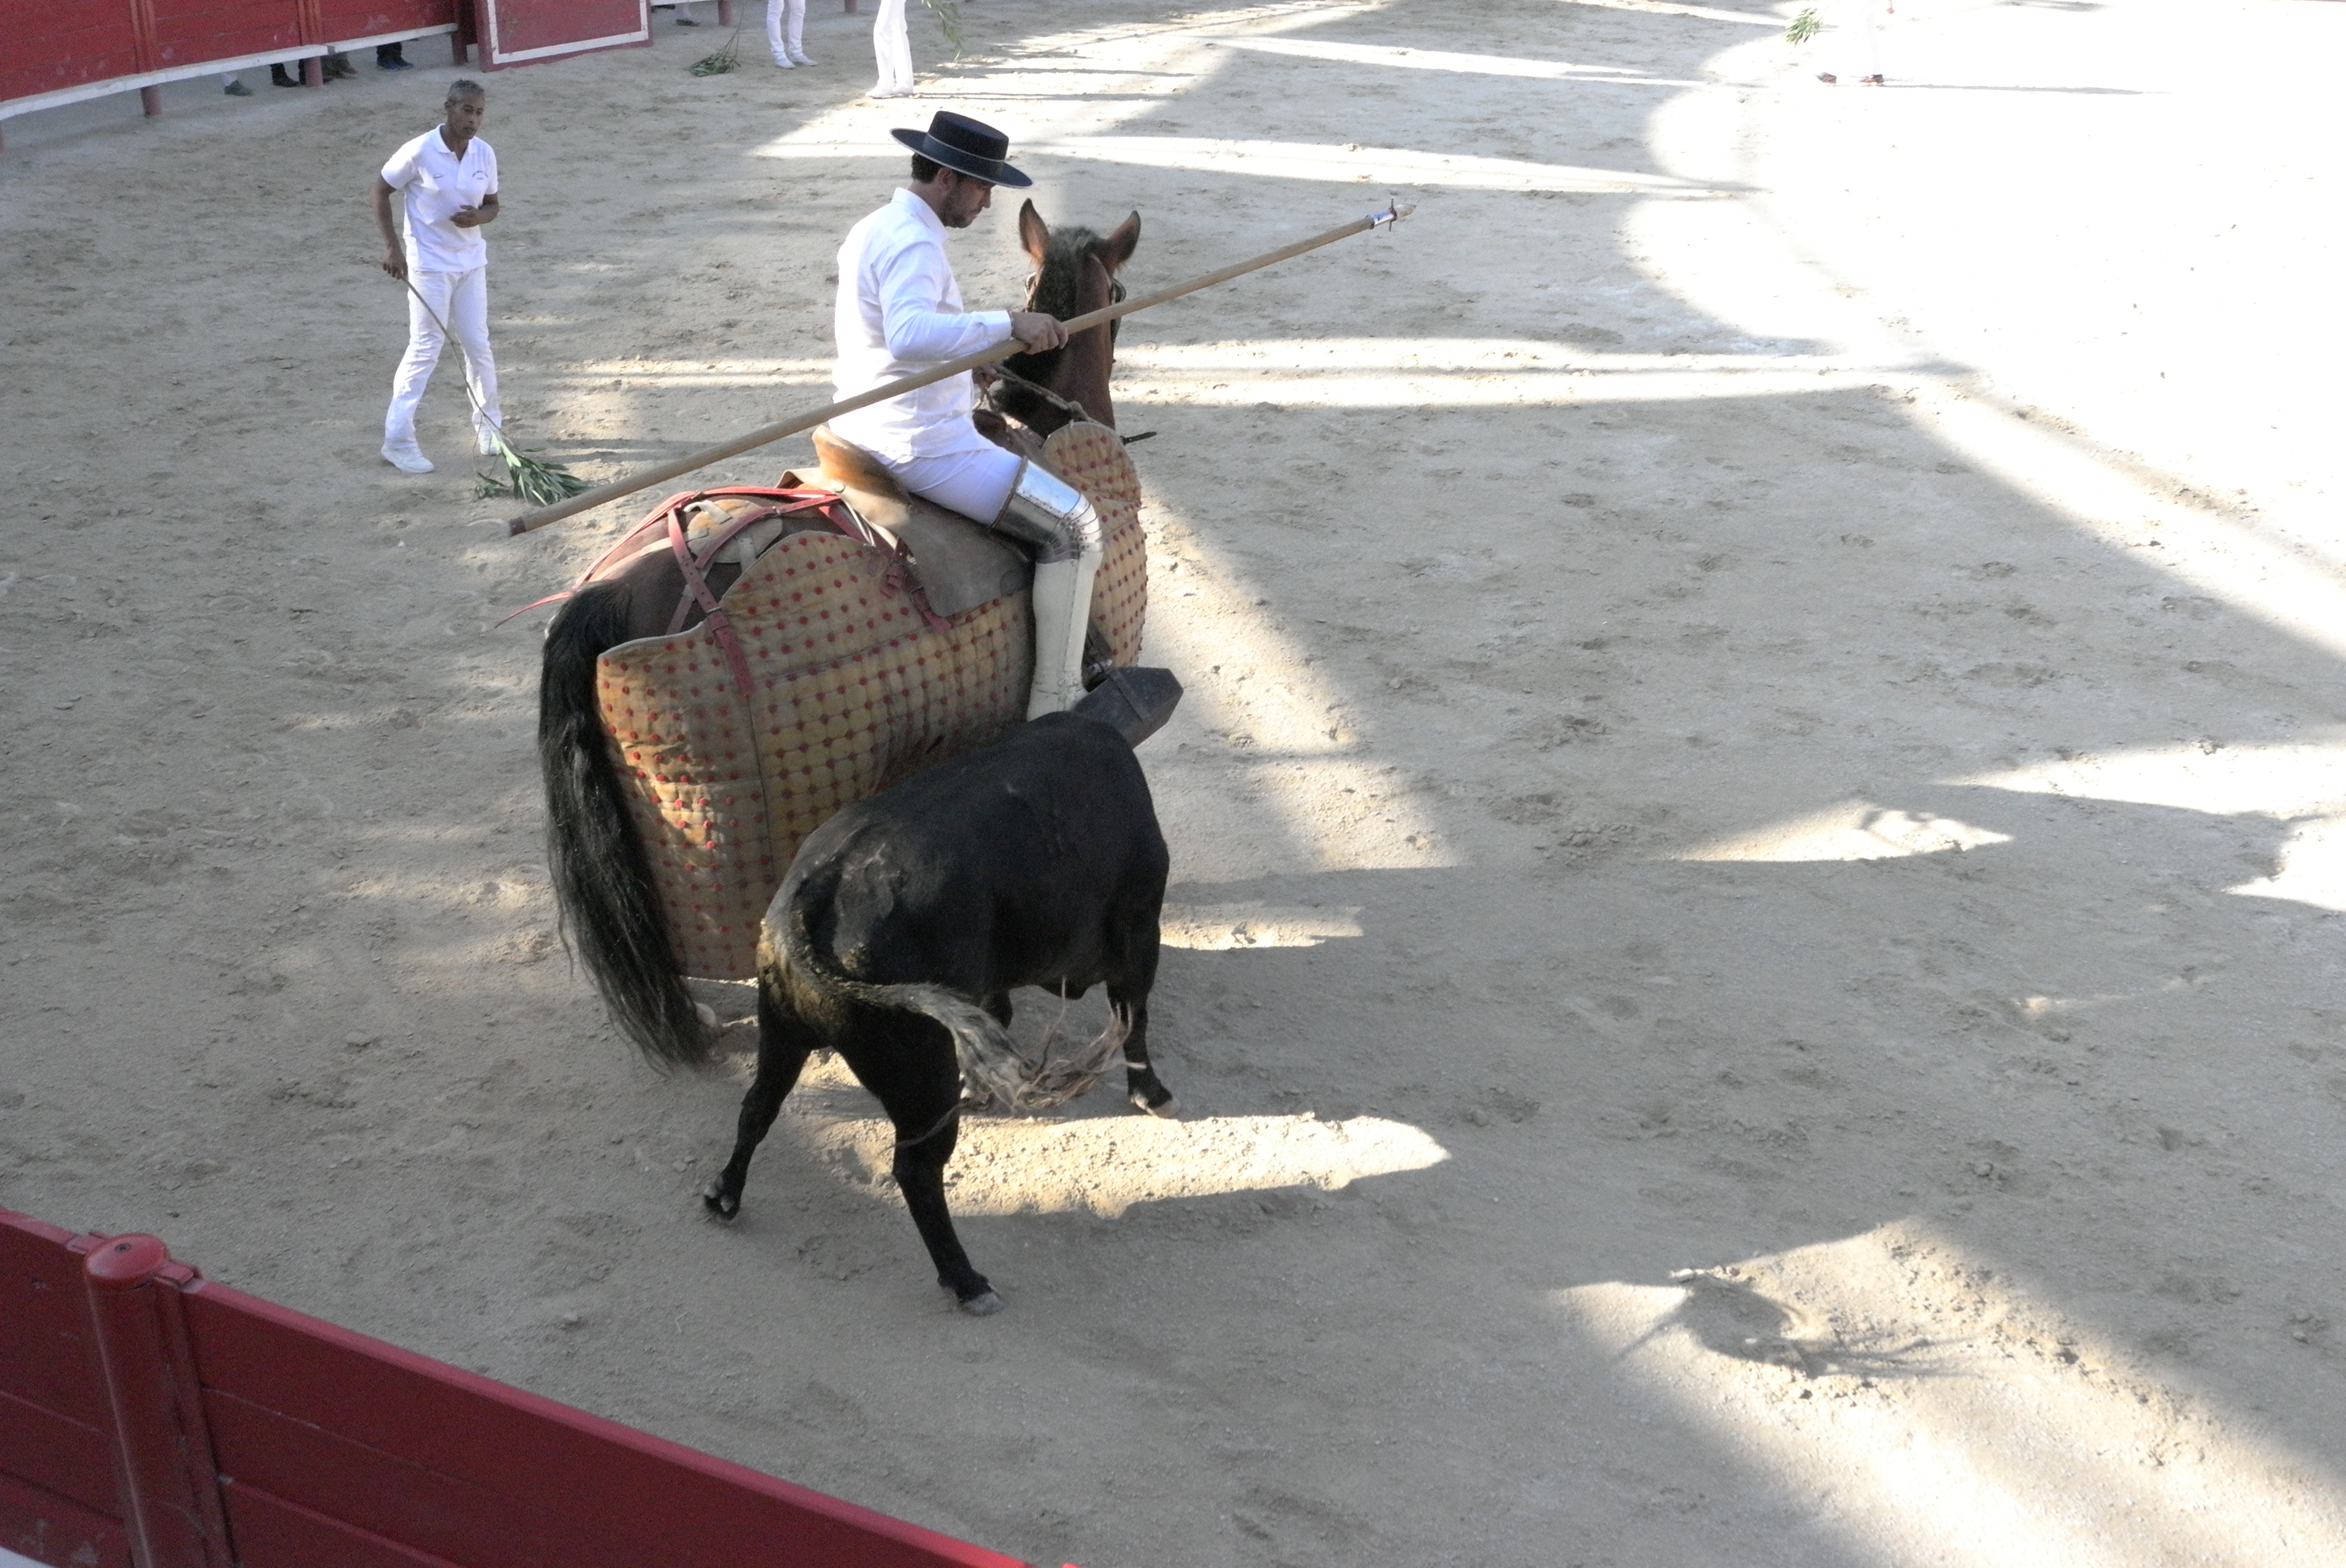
xmin=502 ymin=485 xmax=954 ymax=696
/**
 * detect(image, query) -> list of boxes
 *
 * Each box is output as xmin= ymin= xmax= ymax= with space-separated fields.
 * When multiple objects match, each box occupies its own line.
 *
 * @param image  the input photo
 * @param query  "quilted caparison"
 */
xmin=593 ymin=422 xmax=1148 ymax=979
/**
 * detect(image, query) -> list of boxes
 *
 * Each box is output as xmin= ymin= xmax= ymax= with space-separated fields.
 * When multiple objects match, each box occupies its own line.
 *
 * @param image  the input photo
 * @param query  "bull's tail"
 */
xmin=540 ymin=582 xmax=711 ymax=1067
xmin=775 ymin=896 xmax=1119 ymax=1111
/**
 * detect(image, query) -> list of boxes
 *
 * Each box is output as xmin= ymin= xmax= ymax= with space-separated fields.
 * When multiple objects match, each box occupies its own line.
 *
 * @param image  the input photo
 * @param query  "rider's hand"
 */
xmin=1009 ymin=311 xmax=1067 ymax=352
xmin=381 ymin=249 xmax=408 ymax=280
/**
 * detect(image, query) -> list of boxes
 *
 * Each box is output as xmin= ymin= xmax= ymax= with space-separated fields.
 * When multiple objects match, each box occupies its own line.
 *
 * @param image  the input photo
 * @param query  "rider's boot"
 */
xmin=990 ymin=460 xmax=1104 ymax=719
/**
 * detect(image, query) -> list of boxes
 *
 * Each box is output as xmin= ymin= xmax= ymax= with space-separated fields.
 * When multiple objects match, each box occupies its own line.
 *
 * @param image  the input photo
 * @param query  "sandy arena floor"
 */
xmin=4 ymin=0 xmax=2344 ymax=1563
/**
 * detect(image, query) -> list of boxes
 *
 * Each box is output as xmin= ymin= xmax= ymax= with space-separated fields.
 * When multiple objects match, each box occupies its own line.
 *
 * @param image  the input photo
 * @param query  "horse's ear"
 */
xmin=1018 ymin=199 xmax=1050 ymax=264
xmin=1100 ymin=210 xmax=1141 ymax=273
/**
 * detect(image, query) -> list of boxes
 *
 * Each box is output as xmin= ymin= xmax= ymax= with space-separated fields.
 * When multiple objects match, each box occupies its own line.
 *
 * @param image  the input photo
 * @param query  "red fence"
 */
xmin=0 ymin=0 xmax=678 ymax=128
xmin=0 ymin=0 xmax=466 ymax=117
xmin=0 ymin=1209 xmax=1054 ymax=1568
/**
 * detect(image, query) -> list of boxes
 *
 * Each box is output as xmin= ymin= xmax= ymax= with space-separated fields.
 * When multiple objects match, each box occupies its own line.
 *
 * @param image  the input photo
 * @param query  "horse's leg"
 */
xmin=861 ymin=1028 xmax=1000 ymax=1314
xmin=702 ymin=975 xmax=818 ymax=1219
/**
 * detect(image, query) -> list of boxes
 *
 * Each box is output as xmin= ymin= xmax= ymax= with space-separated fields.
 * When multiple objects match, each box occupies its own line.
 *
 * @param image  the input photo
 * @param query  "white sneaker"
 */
xmin=771 ymin=55 xmax=795 ymax=67
xmin=788 ymin=49 xmax=816 ymax=64
xmin=869 ymin=87 xmax=912 ymax=98
xmin=476 ymin=427 xmax=503 ymax=456
xmin=381 ymin=443 xmax=433 ymax=474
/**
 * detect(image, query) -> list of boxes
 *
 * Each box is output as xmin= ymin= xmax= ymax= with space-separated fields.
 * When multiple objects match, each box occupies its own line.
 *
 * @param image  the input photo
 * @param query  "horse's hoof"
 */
xmin=959 ymin=1290 xmax=1006 ymax=1317
xmin=1131 ymin=1089 xmax=1178 ymax=1119
xmin=702 ymin=1186 xmax=739 ymax=1221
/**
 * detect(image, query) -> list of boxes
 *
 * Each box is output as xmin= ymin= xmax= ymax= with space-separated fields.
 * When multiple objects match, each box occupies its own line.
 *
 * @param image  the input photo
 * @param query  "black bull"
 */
xmin=704 ymin=709 xmax=1177 ymax=1315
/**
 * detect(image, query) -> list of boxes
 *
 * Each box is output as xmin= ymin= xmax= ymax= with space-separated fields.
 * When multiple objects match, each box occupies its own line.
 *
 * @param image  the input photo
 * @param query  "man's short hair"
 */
xmin=910 ymin=153 xmax=941 ymax=183
xmin=447 ymin=78 xmax=485 ymax=102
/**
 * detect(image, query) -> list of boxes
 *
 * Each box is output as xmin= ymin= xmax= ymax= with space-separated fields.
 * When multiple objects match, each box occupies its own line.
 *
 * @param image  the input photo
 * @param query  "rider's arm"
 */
xmin=873 ymin=242 xmax=1012 ymax=362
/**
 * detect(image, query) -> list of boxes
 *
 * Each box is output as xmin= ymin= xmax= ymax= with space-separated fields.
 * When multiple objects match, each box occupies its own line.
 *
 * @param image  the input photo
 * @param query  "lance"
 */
xmin=504 ymin=203 xmax=1415 ymax=535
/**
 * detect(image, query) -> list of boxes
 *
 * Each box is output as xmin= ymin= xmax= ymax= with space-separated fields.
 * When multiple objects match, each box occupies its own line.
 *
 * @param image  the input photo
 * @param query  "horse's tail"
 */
xmin=539 ymin=581 xmax=711 ymax=1068
xmin=774 ymin=888 xmax=1055 ymax=1111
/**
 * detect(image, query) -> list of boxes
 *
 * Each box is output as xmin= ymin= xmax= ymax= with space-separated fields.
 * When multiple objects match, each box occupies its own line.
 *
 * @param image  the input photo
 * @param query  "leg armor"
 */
xmin=991 ymin=460 xmax=1104 ymax=719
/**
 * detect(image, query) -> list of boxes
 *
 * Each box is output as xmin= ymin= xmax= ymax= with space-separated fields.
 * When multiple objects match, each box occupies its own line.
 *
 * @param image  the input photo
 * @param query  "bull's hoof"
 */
xmin=958 ymin=1290 xmax=1006 ymax=1316
xmin=1131 ymin=1089 xmax=1178 ymax=1119
xmin=702 ymin=1185 xmax=740 ymax=1221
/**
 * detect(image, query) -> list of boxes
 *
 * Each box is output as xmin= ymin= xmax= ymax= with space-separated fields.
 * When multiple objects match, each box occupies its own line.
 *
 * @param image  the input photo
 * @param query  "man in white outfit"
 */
xmin=768 ymin=0 xmax=813 ymax=66
xmin=830 ymin=113 xmax=1103 ymax=718
xmin=1815 ymin=0 xmax=1887 ymax=83
xmin=870 ymin=0 xmax=913 ymax=97
xmin=372 ymin=80 xmax=501 ymax=475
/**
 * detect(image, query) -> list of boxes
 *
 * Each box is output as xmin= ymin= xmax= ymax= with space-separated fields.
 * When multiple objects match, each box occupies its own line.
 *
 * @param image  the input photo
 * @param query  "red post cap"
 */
xmin=83 ymin=1234 xmax=172 ymax=1290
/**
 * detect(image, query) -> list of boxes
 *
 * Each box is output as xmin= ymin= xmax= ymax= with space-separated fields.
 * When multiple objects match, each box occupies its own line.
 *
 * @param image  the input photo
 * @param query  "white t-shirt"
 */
xmin=381 ymin=128 xmax=498 ymax=275
xmin=829 ymin=188 xmax=1014 ymax=467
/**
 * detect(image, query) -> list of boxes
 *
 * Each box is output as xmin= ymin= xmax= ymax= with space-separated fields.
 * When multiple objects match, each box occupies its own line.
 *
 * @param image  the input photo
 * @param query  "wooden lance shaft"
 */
xmin=505 ymin=204 xmax=1416 ymax=535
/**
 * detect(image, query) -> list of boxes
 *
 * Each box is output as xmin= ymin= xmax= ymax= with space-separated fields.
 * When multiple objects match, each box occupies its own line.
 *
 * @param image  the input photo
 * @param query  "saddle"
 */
xmin=799 ymin=425 xmax=1033 ymax=619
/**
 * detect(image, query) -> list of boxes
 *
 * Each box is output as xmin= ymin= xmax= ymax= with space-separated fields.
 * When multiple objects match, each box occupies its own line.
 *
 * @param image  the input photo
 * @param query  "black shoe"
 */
xmin=271 ymin=64 xmax=301 ymax=87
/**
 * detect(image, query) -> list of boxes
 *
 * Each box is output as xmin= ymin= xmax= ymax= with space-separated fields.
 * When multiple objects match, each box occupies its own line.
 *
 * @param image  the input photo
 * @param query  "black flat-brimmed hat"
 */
xmin=890 ymin=111 xmax=1033 ymax=188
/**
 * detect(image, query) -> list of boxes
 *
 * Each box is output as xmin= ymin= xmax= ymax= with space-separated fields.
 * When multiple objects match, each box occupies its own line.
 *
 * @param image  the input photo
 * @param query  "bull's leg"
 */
xmin=868 ymin=1054 xmax=1001 ymax=1314
xmin=1111 ymin=984 xmax=1176 ymax=1117
xmin=1111 ymin=914 xmax=1175 ymax=1117
xmin=703 ymin=979 xmax=817 ymax=1220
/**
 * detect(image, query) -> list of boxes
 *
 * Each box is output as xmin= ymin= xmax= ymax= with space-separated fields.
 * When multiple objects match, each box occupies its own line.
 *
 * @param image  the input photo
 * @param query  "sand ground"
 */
xmin=4 ymin=1 xmax=2345 ymax=1563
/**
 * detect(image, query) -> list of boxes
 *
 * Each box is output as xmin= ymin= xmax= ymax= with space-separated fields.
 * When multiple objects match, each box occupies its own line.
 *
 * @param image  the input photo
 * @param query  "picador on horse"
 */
xmin=533 ymin=116 xmax=1401 ymax=1307
xmin=537 ymin=112 xmax=1177 ymax=1074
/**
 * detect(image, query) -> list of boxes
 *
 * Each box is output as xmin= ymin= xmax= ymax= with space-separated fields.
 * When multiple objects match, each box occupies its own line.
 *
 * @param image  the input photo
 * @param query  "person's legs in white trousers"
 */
xmin=870 ymin=0 xmax=913 ymax=96
xmin=766 ymin=0 xmax=811 ymax=64
xmin=895 ymin=444 xmax=1101 ymax=716
xmin=1818 ymin=0 xmax=1885 ymax=81
xmin=384 ymin=266 xmax=501 ymax=458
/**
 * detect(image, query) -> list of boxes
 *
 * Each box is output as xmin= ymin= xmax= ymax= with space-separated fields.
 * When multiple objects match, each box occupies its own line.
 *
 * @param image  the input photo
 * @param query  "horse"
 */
xmin=537 ymin=201 xmax=1148 ymax=1072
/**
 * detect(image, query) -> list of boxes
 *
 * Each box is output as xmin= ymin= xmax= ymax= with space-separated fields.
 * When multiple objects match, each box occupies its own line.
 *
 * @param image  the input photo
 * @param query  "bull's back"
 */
xmin=780 ymin=715 xmax=1164 ymax=989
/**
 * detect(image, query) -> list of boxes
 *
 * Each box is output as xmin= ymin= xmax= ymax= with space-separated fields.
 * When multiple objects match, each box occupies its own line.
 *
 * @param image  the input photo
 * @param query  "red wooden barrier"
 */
xmin=0 ymin=1210 xmax=1061 ymax=1568
xmin=475 ymin=0 xmax=646 ymax=71
xmin=0 ymin=0 xmax=463 ymax=121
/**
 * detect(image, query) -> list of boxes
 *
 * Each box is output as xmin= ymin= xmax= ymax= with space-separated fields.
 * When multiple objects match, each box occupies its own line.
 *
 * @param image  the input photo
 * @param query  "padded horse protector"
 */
xmin=590 ymin=421 xmax=1149 ymax=981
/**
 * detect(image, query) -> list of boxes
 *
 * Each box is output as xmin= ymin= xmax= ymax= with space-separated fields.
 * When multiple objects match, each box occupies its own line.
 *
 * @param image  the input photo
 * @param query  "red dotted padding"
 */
xmin=594 ymin=422 xmax=1147 ymax=981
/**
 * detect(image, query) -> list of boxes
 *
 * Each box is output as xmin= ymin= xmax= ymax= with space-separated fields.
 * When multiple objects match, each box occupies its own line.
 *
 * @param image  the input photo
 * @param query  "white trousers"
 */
xmin=766 ymin=0 xmax=807 ymax=61
xmin=872 ymin=0 xmax=913 ymax=93
xmin=386 ymin=265 xmax=499 ymax=447
xmin=1824 ymin=0 xmax=1885 ymax=77
xmin=895 ymin=442 xmax=1021 ymax=523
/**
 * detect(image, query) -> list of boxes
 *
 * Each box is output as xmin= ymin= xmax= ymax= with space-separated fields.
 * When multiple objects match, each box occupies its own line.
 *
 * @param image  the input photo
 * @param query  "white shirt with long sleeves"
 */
xmin=829 ymin=188 xmax=1013 ymax=467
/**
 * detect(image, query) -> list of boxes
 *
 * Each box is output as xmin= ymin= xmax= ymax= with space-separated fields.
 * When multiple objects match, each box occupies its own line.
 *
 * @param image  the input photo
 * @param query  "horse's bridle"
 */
xmin=998 ymin=255 xmax=1123 ymax=427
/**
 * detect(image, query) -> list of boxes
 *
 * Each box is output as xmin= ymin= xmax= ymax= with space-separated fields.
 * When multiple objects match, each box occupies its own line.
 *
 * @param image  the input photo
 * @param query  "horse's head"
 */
xmin=997 ymin=201 xmax=1141 ymax=435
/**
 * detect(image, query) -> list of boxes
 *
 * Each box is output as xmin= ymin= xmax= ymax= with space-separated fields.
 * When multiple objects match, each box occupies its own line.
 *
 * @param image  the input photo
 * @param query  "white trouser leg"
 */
xmin=1024 ymin=550 xmax=1102 ymax=718
xmin=387 ymin=267 xmax=499 ymax=447
xmin=895 ymin=444 xmax=1099 ymax=717
xmin=1830 ymin=0 xmax=1884 ymax=76
xmin=895 ymin=443 xmax=1023 ymax=523
xmin=767 ymin=0 xmax=806 ymax=61
xmin=445 ymin=265 xmax=500 ymax=435
xmin=872 ymin=0 xmax=913 ymax=93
